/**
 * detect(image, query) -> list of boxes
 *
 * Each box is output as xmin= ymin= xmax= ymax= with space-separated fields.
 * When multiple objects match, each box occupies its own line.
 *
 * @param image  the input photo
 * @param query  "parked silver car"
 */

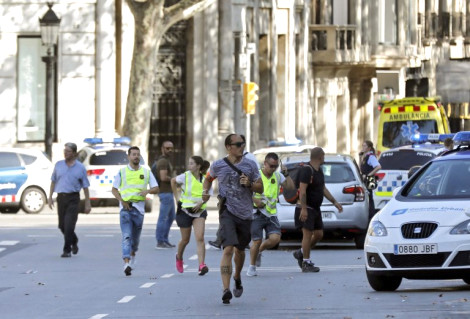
xmin=277 ymin=153 xmax=370 ymax=248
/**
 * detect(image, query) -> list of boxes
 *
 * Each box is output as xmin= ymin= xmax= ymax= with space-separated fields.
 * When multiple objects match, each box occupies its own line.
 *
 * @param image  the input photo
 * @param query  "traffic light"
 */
xmin=243 ymin=82 xmax=259 ymax=114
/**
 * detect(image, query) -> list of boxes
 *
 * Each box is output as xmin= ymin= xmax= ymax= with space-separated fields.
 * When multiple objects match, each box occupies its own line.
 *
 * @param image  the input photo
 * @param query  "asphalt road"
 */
xmin=1 ymin=201 xmax=470 ymax=319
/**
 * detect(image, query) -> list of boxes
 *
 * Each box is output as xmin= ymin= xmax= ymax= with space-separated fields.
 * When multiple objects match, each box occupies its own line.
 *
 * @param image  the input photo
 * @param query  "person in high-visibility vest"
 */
xmin=171 ymin=155 xmax=211 ymax=276
xmin=246 ymin=152 xmax=294 ymax=277
xmin=111 ymin=146 xmax=159 ymax=277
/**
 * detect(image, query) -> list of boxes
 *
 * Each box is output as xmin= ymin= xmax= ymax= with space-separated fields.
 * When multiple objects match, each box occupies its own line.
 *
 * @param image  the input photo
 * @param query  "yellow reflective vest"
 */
xmin=119 ymin=166 xmax=150 ymax=202
xmin=253 ymin=170 xmax=280 ymax=215
xmin=180 ymin=171 xmax=206 ymax=210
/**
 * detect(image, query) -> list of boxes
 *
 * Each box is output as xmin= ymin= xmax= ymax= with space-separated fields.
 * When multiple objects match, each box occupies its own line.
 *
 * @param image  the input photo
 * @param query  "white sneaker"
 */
xmin=246 ymin=265 xmax=258 ymax=277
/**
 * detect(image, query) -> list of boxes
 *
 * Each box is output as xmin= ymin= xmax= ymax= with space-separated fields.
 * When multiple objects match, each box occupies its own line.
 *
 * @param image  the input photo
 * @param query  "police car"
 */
xmin=77 ymin=137 xmax=153 ymax=212
xmin=373 ymin=134 xmax=452 ymax=211
xmin=0 ymin=148 xmax=53 ymax=214
xmin=365 ymin=131 xmax=470 ymax=291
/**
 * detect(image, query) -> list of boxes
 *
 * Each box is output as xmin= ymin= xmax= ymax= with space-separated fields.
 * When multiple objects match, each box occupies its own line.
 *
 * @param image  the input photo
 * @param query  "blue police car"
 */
xmin=0 ymin=148 xmax=53 ymax=214
xmin=365 ymin=131 xmax=470 ymax=291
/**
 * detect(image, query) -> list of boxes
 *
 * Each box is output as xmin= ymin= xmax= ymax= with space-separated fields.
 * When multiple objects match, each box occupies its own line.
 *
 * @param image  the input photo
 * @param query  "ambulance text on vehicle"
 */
xmin=376 ymin=97 xmax=450 ymax=155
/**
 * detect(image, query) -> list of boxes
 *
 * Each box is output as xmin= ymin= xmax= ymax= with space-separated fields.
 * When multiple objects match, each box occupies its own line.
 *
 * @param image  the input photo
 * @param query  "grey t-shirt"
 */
xmin=210 ymin=157 xmax=260 ymax=220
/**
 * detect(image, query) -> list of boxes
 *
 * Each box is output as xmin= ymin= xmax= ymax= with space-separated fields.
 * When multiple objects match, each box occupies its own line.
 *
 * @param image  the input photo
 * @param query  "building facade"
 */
xmin=1 ymin=0 xmax=469 ymax=168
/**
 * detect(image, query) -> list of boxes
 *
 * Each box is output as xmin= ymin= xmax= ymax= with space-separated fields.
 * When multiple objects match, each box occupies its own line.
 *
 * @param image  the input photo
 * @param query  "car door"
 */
xmin=0 ymin=152 xmax=27 ymax=199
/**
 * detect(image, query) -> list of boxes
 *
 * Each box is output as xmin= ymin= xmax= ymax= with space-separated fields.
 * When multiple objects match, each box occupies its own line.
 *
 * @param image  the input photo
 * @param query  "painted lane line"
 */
xmin=140 ymin=282 xmax=156 ymax=288
xmin=160 ymin=273 xmax=174 ymax=278
xmin=117 ymin=295 xmax=135 ymax=303
xmin=84 ymin=235 xmax=114 ymax=237
xmin=0 ymin=248 xmax=6 ymax=253
xmin=89 ymin=314 xmax=108 ymax=319
xmin=0 ymin=241 xmax=19 ymax=245
xmin=188 ymin=254 xmax=198 ymax=260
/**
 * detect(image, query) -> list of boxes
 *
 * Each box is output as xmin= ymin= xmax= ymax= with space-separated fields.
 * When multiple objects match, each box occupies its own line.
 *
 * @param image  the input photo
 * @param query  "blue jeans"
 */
xmin=156 ymin=192 xmax=175 ymax=243
xmin=120 ymin=207 xmax=144 ymax=259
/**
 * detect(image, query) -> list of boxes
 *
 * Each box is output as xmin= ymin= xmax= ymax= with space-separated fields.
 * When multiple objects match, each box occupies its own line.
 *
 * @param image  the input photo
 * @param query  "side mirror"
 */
xmin=408 ymin=165 xmax=421 ymax=178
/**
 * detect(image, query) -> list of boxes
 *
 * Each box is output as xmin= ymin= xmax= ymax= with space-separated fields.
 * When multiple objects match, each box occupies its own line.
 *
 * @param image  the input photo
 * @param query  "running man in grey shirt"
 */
xmin=202 ymin=134 xmax=263 ymax=304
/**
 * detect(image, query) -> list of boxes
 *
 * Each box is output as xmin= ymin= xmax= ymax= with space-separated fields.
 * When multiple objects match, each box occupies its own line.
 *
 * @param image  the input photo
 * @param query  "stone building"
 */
xmin=1 ymin=0 xmax=469 ymax=171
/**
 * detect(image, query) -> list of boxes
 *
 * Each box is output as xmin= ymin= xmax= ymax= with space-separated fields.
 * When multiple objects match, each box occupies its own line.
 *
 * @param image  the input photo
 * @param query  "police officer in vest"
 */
xmin=246 ymin=152 xmax=294 ymax=277
xmin=112 ymin=146 xmax=159 ymax=276
xmin=360 ymin=140 xmax=381 ymax=219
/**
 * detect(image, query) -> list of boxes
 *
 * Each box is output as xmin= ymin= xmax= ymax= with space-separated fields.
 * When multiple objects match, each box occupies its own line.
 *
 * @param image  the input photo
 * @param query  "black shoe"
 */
xmin=72 ymin=243 xmax=79 ymax=255
xmin=61 ymin=252 xmax=71 ymax=258
xmin=302 ymin=261 xmax=320 ymax=273
xmin=233 ymin=277 xmax=243 ymax=297
xmin=208 ymin=240 xmax=221 ymax=249
xmin=222 ymin=289 xmax=232 ymax=304
xmin=165 ymin=242 xmax=176 ymax=248
xmin=124 ymin=264 xmax=132 ymax=276
xmin=293 ymin=249 xmax=303 ymax=269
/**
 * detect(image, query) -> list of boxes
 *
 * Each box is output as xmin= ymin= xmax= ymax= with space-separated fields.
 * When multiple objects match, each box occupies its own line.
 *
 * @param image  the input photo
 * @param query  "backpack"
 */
xmin=282 ymin=163 xmax=314 ymax=204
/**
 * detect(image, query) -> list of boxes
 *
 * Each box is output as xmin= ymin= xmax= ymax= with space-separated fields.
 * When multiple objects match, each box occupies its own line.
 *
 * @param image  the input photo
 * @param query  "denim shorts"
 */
xmin=250 ymin=210 xmax=281 ymax=241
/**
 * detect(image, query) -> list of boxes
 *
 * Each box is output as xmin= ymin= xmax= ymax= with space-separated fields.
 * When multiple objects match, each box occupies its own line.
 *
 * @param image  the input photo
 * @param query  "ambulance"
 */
xmin=376 ymin=97 xmax=450 ymax=155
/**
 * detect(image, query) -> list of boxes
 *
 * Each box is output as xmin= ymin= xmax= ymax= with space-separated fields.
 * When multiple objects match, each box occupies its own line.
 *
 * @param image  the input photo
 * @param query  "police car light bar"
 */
xmin=83 ymin=137 xmax=131 ymax=145
xmin=453 ymin=131 xmax=470 ymax=146
xmin=410 ymin=133 xmax=455 ymax=144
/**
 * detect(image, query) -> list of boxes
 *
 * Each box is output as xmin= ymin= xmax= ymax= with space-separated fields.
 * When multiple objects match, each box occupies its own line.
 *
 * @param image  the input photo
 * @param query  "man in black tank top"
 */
xmin=293 ymin=147 xmax=343 ymax=272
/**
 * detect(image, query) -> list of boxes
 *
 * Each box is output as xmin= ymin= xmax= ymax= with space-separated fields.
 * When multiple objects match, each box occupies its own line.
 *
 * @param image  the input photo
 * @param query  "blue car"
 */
xmin=0 ymin=148 xmax=53 ymax=214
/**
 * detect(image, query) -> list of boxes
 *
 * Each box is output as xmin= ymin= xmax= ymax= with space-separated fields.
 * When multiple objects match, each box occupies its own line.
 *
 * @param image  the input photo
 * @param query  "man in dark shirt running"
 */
xmin=293 ymin=147 xmax=343 ymax=272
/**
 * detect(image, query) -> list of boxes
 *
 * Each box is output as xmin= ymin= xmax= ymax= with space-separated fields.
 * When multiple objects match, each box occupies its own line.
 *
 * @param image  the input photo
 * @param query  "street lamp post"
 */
xmin=39 ymin=3 xmax=61 ymax=159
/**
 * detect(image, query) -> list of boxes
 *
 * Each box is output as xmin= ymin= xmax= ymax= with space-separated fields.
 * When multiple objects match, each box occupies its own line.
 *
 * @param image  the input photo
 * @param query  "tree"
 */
xmin=123 ymin=0 xmax=215 ymax=152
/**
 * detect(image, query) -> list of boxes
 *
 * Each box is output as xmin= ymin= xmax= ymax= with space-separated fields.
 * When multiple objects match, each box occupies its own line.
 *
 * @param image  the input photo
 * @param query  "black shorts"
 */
xmin=294 ymin=206 xmax=323 ymax=231
xmin=175 ymin=210 xmax=207 ymax=228
xmin=219 ymin=208 xmax=252 ymax=250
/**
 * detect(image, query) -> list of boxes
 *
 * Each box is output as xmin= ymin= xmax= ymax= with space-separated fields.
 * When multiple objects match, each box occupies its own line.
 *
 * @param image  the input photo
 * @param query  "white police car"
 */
xmin=77 ymin=137 xmax=153 ymax=212
xmin=365 ymin=131 xmax=470 ymax=291
xmin=0 ymin=148 xmax=53 ymax=214
xmin=373 ymin=134 xmax=452 ymax=211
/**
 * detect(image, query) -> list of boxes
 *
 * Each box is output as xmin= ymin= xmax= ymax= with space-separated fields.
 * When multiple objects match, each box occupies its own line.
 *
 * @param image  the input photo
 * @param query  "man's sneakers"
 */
xmin=233 ymin=277 xmax=243 ymax=297
xmin=156 ymin=241 xmax=174 ymax=249
xmin=176 ymin=255 xmax=184 ymax=273
xmin=302 ymin=260 xmax=320 ymax=273
xmin=246 ymin=265 xmax=258 ymax=277
xmin=198 ymin=263 xmax=209 ymax=276
xmin=208 ymin=240 xmax=221 ymax=250
xmin=124 ymin=262 xmax=132 ymax=276
xmin=72 ymin=242 xmax=79 ymax=255
xmin=293 ymin=249 xmax=303 ymax=269
xmin=222 ymin=289 xmax=232 ymax=304
xmin=255 ymin=252 xmax=262 ymax=267
xmin=60 ymin=252 xmax=71 ymax=258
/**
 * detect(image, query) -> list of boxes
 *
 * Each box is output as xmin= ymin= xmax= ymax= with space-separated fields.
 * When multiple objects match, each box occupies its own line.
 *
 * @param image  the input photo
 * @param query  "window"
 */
xmin=0 ymin=152 xmax=21 ymax=168
xmin=378 ymin=0 xmax=397 ymax=44
xmin=17 ymin=36 xmax=56 ymax=142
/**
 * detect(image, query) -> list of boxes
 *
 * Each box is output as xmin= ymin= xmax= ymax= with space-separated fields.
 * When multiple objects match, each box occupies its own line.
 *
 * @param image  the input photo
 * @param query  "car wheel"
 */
xmin=366 ymin=270 xmax=402 ymax=291
xmin=354 ymin=233 xmax=366 ymax=249
xmin=462 ymin=277 xmax=470 ymax=285
xmin=144 ymin=199 xmax=153 ymax=213
xmin=21 ymin=187 xmax=46 ymax=214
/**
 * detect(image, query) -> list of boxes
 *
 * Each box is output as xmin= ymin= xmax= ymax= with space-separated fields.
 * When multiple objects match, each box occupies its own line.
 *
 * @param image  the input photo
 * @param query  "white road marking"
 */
xmin=117 ymin=295 xmax=135 ymax=303
xmin=188 ymin=254 xmax=198 ymax=260
xmin=140 ymin=282 xmax=156 ymax=288
xmin=0 ymin=248 xmax=6 ymax=253
xmin=0 ymin=241 xmax=19 ymax=245
xmin=89 ymin=314 xmax=108 ymax=319
xmin=84 ymin=235 xmax=114 ymax=237
xmin=160 ymin=273 xmax=174 ymax=278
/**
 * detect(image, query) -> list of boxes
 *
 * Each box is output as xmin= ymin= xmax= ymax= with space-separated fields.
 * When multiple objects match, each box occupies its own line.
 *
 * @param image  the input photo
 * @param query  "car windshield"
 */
xmin=89 ymin=150 xmax=144 ymax=166
xmin=379 ymin=149 xmax=436 ymax=170
xmin=403 ymin=159 xmax=470 ymax=199
xmin=382 ymin=120 xmax=438 ymax=148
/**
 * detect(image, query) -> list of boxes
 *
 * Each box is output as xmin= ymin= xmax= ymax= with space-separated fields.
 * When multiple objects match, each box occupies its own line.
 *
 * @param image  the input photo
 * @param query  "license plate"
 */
xmin=393 ymin=243 xmax=438 ymax=255
xmin=322 ymin=212 xmax=333 ymax=219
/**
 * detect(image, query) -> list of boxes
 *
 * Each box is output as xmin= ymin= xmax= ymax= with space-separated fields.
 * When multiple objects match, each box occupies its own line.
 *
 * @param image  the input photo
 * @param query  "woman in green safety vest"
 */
xmin=171 ymin=155 xmax=211 ymax=276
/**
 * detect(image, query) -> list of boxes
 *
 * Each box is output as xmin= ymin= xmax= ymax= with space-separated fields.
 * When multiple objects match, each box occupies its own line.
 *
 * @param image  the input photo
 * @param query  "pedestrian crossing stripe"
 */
xmin=0 ymin=241 xmax=19 ymax=245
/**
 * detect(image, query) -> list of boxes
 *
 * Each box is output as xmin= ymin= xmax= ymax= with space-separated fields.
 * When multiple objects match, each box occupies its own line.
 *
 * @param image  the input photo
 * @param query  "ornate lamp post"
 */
xmin=39 ymin=2 xmax=61 ymax=158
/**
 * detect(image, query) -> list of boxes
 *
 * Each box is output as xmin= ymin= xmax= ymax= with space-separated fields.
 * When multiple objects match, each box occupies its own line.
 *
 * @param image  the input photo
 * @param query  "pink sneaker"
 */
xmin=198 ymin=263 xmax=209 ymax=276
xmin=176 ymin=255 xmax=184 ymax=273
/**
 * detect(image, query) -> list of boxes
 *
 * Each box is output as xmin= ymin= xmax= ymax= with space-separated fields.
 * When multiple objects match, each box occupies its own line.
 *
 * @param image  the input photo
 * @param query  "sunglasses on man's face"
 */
xmin=268 ymin=164 xmax=279 ymax=169
xmin=230 ymin=142 xmax=246 ymax=148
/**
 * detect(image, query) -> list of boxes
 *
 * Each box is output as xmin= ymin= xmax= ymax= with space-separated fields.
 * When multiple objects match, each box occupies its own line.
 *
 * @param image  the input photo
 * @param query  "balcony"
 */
xmin=309 ymin=25 xmax=366 ymax=64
